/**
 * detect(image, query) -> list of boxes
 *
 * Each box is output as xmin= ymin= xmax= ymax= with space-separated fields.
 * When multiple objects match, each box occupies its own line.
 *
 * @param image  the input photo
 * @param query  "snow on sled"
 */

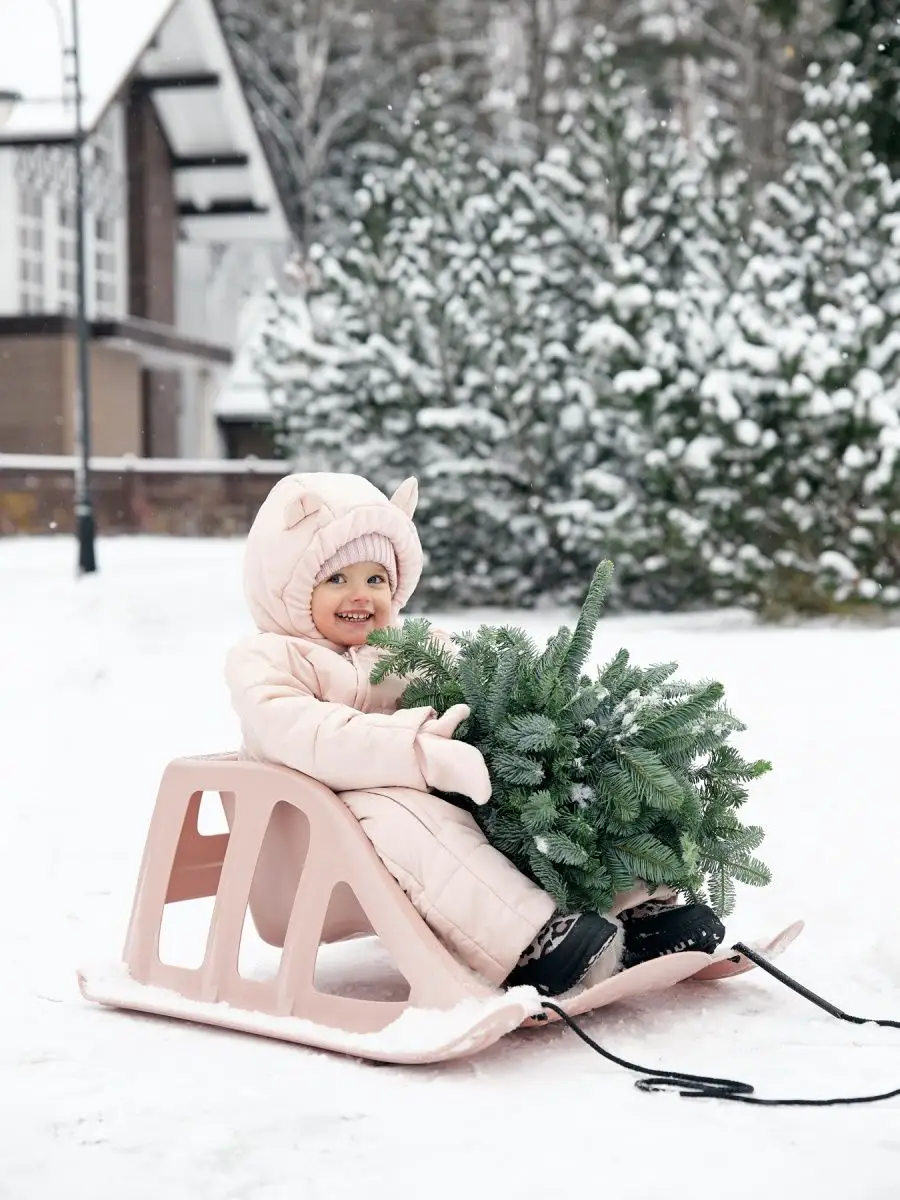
xmin=77 ymin=755 xmax=802 ymax=1065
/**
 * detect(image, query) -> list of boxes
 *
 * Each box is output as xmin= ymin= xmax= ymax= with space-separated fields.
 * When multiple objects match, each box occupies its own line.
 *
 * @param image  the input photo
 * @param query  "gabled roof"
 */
xmin=0 ymin=0 xmax=176 ymax=140
xmin=0 ymin=0 xmax=292 ymax=244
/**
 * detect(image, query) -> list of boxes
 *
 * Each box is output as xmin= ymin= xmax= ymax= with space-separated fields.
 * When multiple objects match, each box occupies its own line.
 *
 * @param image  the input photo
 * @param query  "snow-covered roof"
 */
xmin=0 ymin=0 xmax=292 ymax=244
xmin=0 ymin=0 xmax=175 ymax=140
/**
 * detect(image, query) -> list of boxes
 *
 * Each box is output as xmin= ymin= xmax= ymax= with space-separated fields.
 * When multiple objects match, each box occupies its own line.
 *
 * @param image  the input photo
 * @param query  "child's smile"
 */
xmin=311 ymin=560 xmax=393 ymax=646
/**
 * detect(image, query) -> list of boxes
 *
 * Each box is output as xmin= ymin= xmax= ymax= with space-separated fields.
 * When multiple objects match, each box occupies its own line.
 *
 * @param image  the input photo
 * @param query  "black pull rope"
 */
xmin=731 ymin=941 xmax=899 ymax=1032
xmin=540 ymin=941 xmax=900 ymax=1107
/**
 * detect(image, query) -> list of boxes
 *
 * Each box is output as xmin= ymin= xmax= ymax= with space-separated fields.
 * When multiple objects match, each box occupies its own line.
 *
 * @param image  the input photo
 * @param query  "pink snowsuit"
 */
xmin=225 ymin=471 xmax=557 ymax=983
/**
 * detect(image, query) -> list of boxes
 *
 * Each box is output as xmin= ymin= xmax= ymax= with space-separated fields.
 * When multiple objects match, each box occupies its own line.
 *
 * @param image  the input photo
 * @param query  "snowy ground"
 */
xmin=2 ymin=535 xmax=899 ymax=1200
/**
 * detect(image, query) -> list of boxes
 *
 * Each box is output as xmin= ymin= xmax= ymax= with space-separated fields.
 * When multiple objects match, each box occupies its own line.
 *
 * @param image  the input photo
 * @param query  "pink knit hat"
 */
xmin=314 ymin=532 xmax=398 ymax=594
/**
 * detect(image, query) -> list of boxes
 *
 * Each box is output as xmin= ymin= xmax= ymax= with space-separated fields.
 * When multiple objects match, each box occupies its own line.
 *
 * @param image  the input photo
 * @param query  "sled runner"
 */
xmin=77 ymin=754 xmax=803 ymax=1064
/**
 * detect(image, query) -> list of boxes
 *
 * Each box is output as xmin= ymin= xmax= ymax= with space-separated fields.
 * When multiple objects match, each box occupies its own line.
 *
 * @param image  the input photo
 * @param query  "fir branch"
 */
xmin=559 ymin=560 xmax=614 ymax=687
xmin=616 ymin=746 xmax=686 ymax=812
xmin=497 ymin=713 xmax=559 ymax=753
xmin=613 ymin=833 xmax=684 ymax=884
xmin=490 ymin=749 xmax=545 ymax=787
xmin=535 ymin=831 xmax=591 ymax=867
xmin=519 ymin=791 xmax=559 ymax=835
xmin=368 ymin=620 xmax=458 ymax=693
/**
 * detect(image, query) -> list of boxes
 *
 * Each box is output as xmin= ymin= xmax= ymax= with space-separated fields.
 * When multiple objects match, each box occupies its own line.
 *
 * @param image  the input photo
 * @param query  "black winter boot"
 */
xmin=505 ymin=912 xmax=622 ymax=997
xmin=620 ymin=901 xmax=725 ymax=970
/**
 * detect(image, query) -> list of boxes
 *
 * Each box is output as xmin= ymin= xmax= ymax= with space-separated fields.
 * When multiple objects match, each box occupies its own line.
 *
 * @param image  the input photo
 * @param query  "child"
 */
xmin=226 ymin=472 xmax=725 ymax=996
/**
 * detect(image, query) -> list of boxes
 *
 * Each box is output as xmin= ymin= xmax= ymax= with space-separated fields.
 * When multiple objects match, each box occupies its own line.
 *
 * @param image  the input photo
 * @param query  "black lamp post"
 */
xmin=2 ymin=5 xmax=96 ymax=571
xmin=66 ymin=0 xmax=97 ymax=573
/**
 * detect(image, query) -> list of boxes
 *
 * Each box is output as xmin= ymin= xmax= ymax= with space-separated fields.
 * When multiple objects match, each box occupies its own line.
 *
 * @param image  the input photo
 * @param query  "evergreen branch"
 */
xmin=613 ymin=833 xmax=684 ymax=883
xmin=497 ymin=713 xmax=559 ymax=753
xmin=535 ymin=832 xmax=591 ymax=867
xmin=559 ymin=559 xmax=614 ymax=687
xmin=490 ymin=749 xmax=545 ymax=787
xmin=367 ymin=620 xmax=458 ymax=693
xmin=520 ymin=791 xmax=559 ymax=835
xmin=617 ymin=746 xmax=686 ymax=811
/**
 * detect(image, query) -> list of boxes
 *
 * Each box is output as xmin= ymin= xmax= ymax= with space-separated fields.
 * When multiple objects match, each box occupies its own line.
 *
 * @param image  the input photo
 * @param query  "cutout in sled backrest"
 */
xmin=314 ymin=883 xmax=412 ymax=1004
xmin=196 ymin=791 xmax=230 ymax=836
xmin=239 ymin=798 xmax=312 ymax=948
xmin=159 ymin=790 xmax=231 ymax=970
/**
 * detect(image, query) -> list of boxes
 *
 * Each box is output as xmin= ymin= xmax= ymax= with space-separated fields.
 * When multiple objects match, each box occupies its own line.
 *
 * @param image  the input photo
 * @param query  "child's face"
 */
xmin=310 ymin=560 xmax=393 ymax=647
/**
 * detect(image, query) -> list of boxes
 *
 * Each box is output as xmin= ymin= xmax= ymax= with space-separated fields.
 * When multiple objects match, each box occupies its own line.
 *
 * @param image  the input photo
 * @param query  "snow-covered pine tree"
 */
xmin=380 ymin=86 xmax=550 ymax=608
xmin=375 ymin=96 xmax=607 ymax=606
xmin=218 ymin=0 xmax=503 ymax=248
xmin=698 ymin=62 xmax=900 ymax=613
xmin=626 ymin=111 xmax=755 ymax=610
xmin=763 ymin=0 xmax=900 ymax=175
xmin=831 ymin=0 xmax=900 ymax=175
xmin=527 ymin=34 xmax=663 ymax=606
xmin=542 ymin=32 xmax=750 ymax=610
xmin=260 ymin=164 xmax=424 ymax=484
xmin=263 ymin=80 xmax=571 ymax=607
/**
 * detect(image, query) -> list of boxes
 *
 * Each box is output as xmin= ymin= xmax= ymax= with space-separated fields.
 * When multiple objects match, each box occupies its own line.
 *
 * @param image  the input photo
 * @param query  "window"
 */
xmin=219 ymin=420 xmax=279 ymax=460
xmin=18 ymin=188 xmax=45 ymax=312
xmin=58 ymin=201 xmax=78 ymax=314
xmin=93 ymin=213 xmax=117 ymax=315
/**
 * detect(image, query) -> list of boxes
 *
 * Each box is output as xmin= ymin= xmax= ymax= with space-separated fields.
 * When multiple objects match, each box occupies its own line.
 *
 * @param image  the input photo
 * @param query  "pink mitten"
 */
xmin=415 ymin=704 xmax=492 ymax=805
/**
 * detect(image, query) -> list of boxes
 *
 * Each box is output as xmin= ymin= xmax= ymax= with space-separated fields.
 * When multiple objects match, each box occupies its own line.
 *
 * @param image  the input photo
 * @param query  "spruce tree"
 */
xmin=541 ymin=32 xmax=752 ymax=611
xmin=261 ymin=165 xmax=426 ymax=483
xmin=700 ymin=62 xmax=900 ymax=612
xmin=369 ymin=561 xmax=772 ymax=917
xmin=760 ymin=0 xmax=900 ymax=175
xmin=263 ymin=80 xmax=561 ymax=607
xmin=533 ymin=34 xmax=664 ymax=606
xmin=832 ymin=1 xmax=900 ymax=175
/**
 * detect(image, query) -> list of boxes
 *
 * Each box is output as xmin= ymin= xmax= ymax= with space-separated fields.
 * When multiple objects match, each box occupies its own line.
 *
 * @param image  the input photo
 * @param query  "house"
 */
xmin=0 ymin=0 xmax=292 ymax=461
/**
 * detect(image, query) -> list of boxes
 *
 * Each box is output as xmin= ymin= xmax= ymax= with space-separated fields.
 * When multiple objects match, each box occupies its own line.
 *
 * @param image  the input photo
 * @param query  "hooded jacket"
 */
xmin=225 ymin=472 xmax=489 ymax=799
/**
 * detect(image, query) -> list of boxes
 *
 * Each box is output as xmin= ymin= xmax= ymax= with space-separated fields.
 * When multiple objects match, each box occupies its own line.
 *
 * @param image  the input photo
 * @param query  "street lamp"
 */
xmin=3 ymin=6 xmax=95 ymax=572
xmin=65 ymin=0 xmax=97 ymax=574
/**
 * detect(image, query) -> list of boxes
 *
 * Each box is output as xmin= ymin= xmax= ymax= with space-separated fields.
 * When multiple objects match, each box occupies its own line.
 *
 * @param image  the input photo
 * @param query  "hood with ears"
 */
xmin=241 ymin=472 xmax=423 ymax=643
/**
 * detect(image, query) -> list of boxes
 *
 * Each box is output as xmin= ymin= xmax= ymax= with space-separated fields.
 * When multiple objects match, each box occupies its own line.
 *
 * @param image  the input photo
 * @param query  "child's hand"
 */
xmin=421 ymin=703 xmax=471 ymax=739
xmin=415 ymin=705 xmax=492 ymax=804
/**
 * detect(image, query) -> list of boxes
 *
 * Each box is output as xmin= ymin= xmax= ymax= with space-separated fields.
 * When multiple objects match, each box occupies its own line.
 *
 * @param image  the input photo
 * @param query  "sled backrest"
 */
xmin=220 ymin=778 xmax=373 ymax=947
xmin=121 ymin=753 xmax=489 ymax=1031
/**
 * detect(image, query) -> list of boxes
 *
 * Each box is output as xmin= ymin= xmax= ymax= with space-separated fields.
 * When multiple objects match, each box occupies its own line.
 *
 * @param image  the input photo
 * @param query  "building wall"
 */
xmin=126 ymin=86 xmax=182 ymax=454
xmin=0 ymin=335 xmax=141 ymax=455
xmin=78 ymin=343 xmax=142 ymax=456
xmin=0 ymin=334 xmax=67 ymax=453
xmin=141 ymin=369 xmax=182 ymax=457
xmin=126 ymin=88 xmax=176 ymax=325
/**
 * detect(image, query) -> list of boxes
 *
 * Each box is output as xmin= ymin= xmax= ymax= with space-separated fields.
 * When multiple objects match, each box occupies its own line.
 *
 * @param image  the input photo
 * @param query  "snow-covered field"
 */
xmin=2 ymin=535 xmax=898 ymax=1199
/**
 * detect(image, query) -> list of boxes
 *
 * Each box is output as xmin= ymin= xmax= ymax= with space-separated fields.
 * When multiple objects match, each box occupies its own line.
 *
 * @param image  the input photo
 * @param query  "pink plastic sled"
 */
xmin=77 ymin=754 xmax=803 ymax=1064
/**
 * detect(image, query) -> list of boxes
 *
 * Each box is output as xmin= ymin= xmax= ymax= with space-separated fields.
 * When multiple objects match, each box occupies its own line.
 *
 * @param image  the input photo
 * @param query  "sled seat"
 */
xmin=111 ymin=753 xmax=497 ymax=1037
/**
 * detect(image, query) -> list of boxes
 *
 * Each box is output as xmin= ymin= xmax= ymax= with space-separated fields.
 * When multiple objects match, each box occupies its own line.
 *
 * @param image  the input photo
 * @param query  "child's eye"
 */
xmin=368 ymin=574 xmax=387 ymax=586
xmin=327 ymin=573 xmax=345 ymax=585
